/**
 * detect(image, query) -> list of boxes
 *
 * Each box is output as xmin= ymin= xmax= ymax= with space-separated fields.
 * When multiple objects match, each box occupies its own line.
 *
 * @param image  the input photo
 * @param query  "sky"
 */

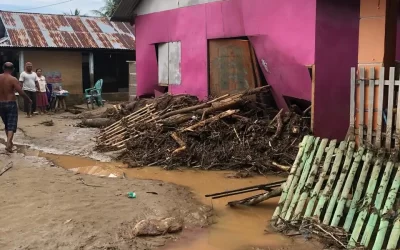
xmin=0 ymin=0 xmax=104 ymax=16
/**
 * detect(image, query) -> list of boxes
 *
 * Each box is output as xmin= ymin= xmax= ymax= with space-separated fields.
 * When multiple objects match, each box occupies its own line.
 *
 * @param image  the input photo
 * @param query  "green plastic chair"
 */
xmin=85 ymin=79 xmax=104 ymax=109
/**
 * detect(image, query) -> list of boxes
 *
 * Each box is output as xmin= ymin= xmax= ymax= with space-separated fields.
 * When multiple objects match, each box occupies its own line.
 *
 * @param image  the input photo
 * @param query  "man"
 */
xmin=0 ymin=62 xmax=32 ymax=152
xmin=19 ymin=62 xmax=39 ymax=117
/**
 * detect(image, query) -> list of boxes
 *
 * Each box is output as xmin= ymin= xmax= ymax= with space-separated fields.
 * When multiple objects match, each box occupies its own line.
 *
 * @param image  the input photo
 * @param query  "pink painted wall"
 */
xmin=135 ymin=0 xmax=316 ymax=108
xmin=313 ymin=0 xmax=360 ymax=139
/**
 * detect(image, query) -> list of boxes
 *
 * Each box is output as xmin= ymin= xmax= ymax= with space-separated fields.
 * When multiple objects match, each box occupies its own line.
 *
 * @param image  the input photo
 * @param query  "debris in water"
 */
xmin=133 ymin=217 xmax=183 ymax=236
xmin=275 ymin=217 xmax=348 ymax=249
xmin=205 ymin=180 xmax=285 ymax=200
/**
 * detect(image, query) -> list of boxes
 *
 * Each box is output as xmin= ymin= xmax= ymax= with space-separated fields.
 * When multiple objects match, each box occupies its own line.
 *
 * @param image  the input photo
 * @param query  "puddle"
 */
xmin=12 ymin=144 xmax=299 ymax=250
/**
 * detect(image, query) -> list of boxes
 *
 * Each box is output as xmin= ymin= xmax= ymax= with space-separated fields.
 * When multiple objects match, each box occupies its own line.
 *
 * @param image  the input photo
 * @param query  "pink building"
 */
xmin=112 ymin=0 xmax=360 ymax=140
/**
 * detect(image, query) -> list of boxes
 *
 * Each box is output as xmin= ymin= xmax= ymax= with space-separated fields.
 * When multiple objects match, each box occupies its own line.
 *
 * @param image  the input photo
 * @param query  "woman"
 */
xmin=35 ymin=68 xmax=49 ymax=114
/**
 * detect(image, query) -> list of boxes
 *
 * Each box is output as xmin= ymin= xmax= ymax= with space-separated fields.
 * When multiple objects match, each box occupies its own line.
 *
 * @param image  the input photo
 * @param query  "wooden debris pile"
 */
xmin=275 ymin=217 xmax=349 ymax=249
xmin=97 ymin=86 xmax=311 ymax=173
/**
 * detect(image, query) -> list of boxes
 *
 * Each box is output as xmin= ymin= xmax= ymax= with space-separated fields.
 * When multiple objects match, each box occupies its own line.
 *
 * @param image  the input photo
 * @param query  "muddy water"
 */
xmin=17 ymin=145 xmax=296 ymax=250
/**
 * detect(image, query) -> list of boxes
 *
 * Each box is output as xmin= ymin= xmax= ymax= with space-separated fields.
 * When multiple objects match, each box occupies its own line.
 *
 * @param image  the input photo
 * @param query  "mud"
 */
xmin=41 ymin=153 xmax=322 ymax=250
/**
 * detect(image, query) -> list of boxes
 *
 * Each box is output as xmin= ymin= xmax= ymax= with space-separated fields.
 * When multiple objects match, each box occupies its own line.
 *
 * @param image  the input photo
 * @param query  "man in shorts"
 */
xmin=0 ymin=62 xmax=32 ymax=152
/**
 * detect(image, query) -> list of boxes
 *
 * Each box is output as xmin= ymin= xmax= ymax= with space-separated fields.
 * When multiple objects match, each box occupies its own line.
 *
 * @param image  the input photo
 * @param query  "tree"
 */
xmin=63 ymin=9 xmax=81 ymax=16
xmin=91 ymin=0 xmax=121 ymax=17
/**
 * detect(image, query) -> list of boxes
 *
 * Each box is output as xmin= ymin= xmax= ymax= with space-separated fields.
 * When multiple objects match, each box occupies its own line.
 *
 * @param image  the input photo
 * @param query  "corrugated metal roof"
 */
xmin=111 ymin=0 xmax=141 ymax=22
xmin=0 ymin=11 xmax=135 ymax=50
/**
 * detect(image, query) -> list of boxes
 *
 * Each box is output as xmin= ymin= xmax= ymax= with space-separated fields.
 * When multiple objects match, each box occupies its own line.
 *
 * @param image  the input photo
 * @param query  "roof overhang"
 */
xmin=111 ymin=0 xmax=141 ymax=23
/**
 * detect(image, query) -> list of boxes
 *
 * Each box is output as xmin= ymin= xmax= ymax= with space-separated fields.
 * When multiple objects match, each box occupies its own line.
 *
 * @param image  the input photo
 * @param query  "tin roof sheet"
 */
xmin=0 ymin=11 xmax=135 ymax=50
xmin=111 ymin=0 xmax=141 ymax=22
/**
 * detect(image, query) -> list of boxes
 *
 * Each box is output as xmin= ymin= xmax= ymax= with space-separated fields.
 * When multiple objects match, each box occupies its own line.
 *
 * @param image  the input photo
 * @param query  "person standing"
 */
xmin=35 ymin=68 xmax=49 ymax=114
xmin=0 ymin=62 xmax=32 ymax=152
xmin=19 ymin=62 xmax=39 ymax=117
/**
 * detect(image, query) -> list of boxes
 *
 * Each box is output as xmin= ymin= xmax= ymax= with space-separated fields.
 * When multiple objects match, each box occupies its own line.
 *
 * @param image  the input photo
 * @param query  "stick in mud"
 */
xmin=0 ymin=162 xmax=13 ymax=176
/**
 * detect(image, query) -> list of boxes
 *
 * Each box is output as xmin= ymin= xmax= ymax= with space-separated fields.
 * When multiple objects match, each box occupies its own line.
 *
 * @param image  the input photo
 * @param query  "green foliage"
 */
xmin=91 ymin=0 xmax=121 ymax=17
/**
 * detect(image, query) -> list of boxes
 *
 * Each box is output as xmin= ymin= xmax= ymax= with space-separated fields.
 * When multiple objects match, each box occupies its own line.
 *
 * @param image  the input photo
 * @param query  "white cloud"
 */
xmin=0 ymin=0 xmax=104 ymax=16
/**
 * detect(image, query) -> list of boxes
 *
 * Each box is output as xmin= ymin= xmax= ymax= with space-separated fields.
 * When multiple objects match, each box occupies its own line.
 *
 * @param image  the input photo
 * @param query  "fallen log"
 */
xmin=159 ymin=102 xmax=211 ymax=120
xmin=81 ymin=118 xmax=115 ymax=128
xmin=161 ymin=113 xmax=194 ymax=126
xmin=182 ymin=109 xmax=238 ymax=132
xmin=199 ymin=87 xmax=269 ymax=117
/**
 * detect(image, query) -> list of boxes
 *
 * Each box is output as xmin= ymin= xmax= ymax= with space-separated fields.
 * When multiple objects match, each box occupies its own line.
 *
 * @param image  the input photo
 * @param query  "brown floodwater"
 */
xmin=15 ymin=145 xmax=314 ymax=250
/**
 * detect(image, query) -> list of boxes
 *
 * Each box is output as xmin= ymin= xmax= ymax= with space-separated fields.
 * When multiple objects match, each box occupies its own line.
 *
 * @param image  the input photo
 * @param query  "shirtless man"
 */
xmin=0 ymin=62 xmax=32 ymax=152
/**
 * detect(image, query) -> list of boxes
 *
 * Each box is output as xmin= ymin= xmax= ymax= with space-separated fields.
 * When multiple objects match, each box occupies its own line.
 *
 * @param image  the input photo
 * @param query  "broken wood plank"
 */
xmin=171 ymin=132 xmax=187 ymax=154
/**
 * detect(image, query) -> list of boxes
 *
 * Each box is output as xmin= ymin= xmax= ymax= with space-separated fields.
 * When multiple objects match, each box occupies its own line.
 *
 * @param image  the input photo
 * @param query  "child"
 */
xmin=35 ymin=68 xmax=49 ymax=114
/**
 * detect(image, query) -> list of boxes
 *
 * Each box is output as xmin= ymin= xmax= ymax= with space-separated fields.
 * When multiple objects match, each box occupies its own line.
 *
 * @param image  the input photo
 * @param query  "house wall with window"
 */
xmin=136 ymin=0 xmax=317 ymax=107
xmin=133 ymin=0 xmax=360 ymax=139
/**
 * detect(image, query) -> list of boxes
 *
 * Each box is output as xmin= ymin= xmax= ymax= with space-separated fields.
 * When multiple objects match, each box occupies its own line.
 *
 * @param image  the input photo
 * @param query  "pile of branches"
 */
xmin=96 ymin=86 xmax=311 ymax=173
xmin=275 ymin=217 xmax=350 ymax=249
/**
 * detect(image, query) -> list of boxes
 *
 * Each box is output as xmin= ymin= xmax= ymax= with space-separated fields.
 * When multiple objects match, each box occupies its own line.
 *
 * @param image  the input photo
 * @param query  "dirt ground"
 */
xmin=0 ymin=108 xmax=324 ymax=250
xmin=0 ymin=109 xmax=210 ymax=250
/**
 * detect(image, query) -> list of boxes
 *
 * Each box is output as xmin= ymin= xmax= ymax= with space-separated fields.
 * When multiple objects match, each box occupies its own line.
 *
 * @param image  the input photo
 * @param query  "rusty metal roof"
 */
xmin=0 ymin=11 xmax=135 ymax=50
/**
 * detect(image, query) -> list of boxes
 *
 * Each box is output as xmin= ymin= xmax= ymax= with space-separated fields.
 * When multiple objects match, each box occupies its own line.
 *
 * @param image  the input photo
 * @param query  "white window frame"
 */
xmin=157 ymin=41 xmax=181 ymax=85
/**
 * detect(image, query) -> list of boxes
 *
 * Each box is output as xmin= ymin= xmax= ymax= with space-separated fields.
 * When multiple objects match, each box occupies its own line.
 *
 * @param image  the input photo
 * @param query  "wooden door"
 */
xmin=209 ymin=39 xmax=256 ymax=97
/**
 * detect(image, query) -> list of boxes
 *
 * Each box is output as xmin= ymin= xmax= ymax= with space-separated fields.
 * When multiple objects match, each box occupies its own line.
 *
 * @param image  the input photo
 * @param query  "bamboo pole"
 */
xmin=322 ymin=141 xmax=356 ymax=224
xmin=272 ymin=136 xmax=309 ymax=222
xmin=102 ymin=132 xmax=126 ymax=145
xmin=99 ymin=108 xmax=154 ymax=140
xmin=361 ymin=157 xmax=395 ymax=246
xmin=373 ymin=163 xmax=400 ymax=250
xmin=111 ymin=137 xmax=131 ymax=147
xmin=293 ymin=138 xmax=328 ymax=219
xmin=303 ymin=140 xmax=337 ymax=218
xmin=313 ymin=141 xmax=347 ymax=218
xmin=158 ymin=94 xmax=229 ymax=120
xmin=277 ymin=136 xmax=315 ymax=222
xmin=284 ymin=137 xmax=321 ymax=221
xmin=102 ymin=104 xmax=154 ymax=132
xmin=349 ymin=153 xmax=384 ymax=248
xmin=330 ymin=146 xmax=366 ymax=227
xmin=343 ymin=150 xmax=375 ymax=231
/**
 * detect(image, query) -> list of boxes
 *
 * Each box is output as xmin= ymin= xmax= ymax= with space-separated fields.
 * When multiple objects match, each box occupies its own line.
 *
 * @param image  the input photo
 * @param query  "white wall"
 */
xmin=135 ymin=0 xmax=225 ymax=15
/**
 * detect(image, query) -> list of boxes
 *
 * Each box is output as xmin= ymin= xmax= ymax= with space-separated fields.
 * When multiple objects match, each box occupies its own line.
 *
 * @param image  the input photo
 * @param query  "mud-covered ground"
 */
xmin=0 ymin=108 xmax=210 ymax=250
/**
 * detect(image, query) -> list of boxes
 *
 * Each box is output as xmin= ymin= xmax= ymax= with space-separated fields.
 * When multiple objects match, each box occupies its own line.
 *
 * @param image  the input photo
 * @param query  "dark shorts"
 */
xmin=0 ymin=101 xmax=18 ymax=133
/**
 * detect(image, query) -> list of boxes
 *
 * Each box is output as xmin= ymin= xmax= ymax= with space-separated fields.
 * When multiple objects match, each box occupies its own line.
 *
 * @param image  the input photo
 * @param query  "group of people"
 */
xmin=19 ymin=62 xmax=49 ymax=117
xmin=0 ymin=62 xmax=49 ymax=152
